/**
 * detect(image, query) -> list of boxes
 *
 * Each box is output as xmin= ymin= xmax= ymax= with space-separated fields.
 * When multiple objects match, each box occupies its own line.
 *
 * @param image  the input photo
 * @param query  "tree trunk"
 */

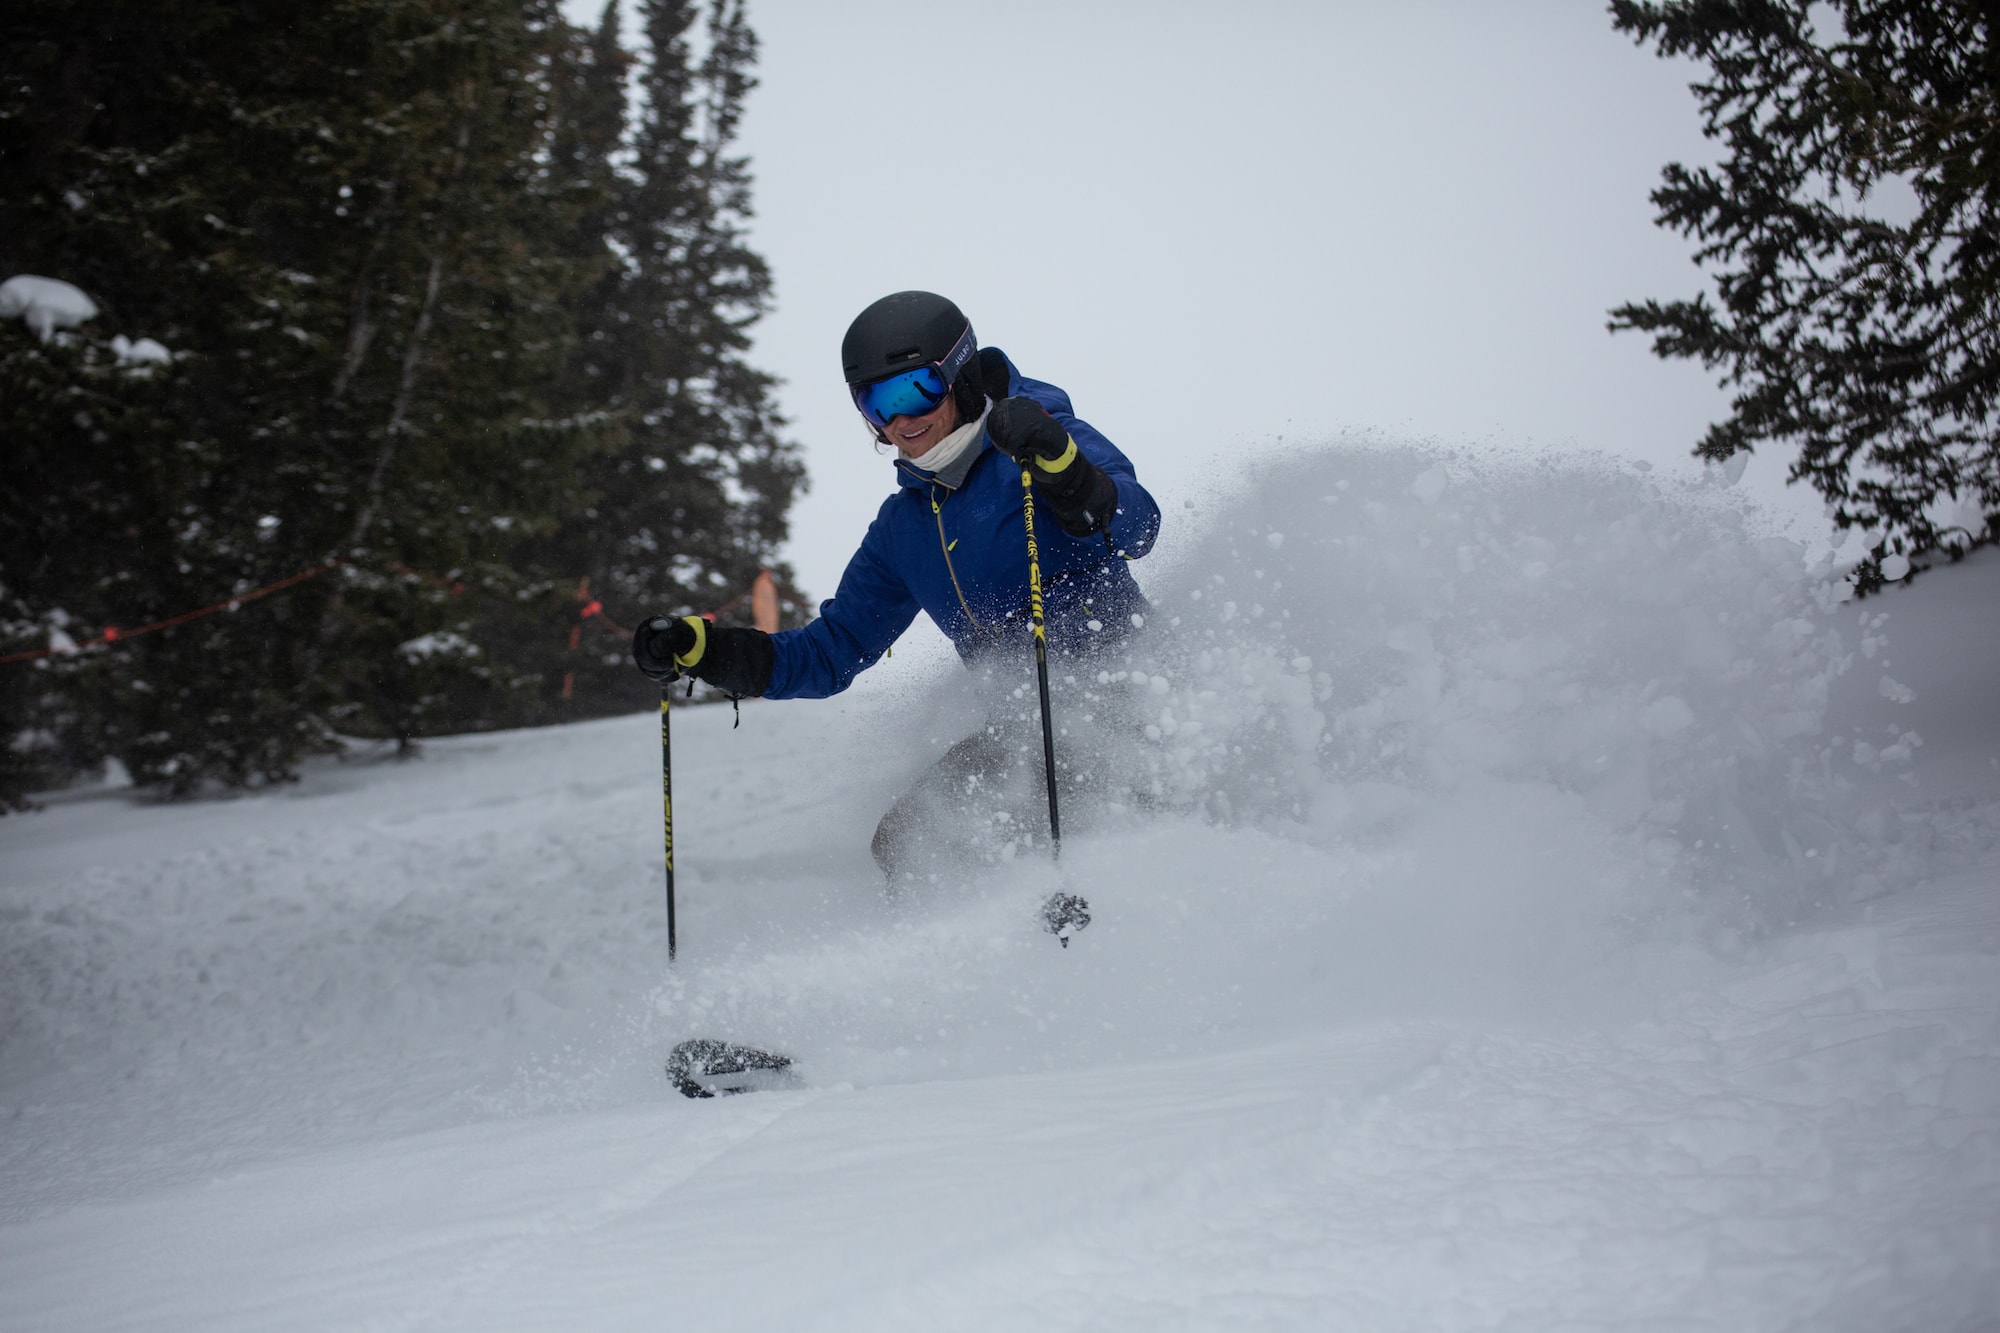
xmin=344 ymin=248 xmax=444 ymax=554
xmin=317 ymin=110 xmax=471 ymax=643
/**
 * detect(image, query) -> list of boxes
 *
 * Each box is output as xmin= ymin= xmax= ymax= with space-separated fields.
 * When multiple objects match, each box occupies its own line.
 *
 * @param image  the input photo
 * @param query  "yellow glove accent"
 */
xmin=676 ymin=615 xmax=708 ymax=668
xmin=1034 ymin=437 xmax=1080 ymax=474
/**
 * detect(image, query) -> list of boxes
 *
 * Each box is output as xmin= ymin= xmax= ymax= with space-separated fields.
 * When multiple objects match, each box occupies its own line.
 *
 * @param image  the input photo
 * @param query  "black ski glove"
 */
xmin=986 ymin=396 xmax=1121 ymax=538
xmin=632 ymin=615 xmax=774 ymax=697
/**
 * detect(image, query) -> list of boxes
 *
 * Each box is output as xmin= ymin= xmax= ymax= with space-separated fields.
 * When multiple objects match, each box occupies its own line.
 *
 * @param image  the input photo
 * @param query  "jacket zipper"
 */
xmin=930 ymin=482 xmax=988 ymax=635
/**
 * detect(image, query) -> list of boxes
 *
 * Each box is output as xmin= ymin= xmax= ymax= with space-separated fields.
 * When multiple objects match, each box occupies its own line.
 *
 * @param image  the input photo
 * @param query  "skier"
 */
xmin=632 ymin=290 xmax=1162 ymax=889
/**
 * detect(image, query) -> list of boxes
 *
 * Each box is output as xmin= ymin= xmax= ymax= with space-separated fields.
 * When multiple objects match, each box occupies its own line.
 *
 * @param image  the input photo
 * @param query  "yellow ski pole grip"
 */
xmin=1033 ymin=437 xmax=1080 ymax=475
xmin=674 ymin=615 xmax=708 ymax=669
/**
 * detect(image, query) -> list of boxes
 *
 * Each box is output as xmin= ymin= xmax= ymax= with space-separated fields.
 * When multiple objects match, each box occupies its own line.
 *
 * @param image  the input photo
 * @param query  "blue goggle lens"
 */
xmin=850 ymin=322 xmax=979 ymax=430
xmin=853 ymin=365 xmax=949 ymax=429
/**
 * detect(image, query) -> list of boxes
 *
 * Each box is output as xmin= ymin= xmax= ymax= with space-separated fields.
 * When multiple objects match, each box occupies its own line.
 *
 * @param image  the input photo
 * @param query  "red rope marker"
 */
xmin=5 ymin=559 xmax=798 ymax=671
xmin=0 ymin=561 xmax=336 ymax=665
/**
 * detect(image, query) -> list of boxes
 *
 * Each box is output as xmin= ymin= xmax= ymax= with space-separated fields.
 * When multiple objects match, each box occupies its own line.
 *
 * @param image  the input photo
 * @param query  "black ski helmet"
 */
xmin=841 ymin=291 xmax=973 ymax=387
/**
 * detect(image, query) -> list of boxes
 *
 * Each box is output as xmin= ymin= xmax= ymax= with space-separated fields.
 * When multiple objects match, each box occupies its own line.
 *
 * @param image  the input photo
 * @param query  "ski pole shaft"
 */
xmin=1020 ymin=466 xmax=1062 ymax=856
xmin=661 ymin=682 xmax=677 ymax=960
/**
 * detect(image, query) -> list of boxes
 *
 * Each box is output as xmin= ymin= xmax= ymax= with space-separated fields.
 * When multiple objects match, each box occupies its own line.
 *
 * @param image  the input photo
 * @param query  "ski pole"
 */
xmin=1020 ymin=466 xmax=1061 ymax=855
xmin=1021 ymin=466 xmax=1090 ymax=946
xmin=660 ymin=680 xmax=677 ymax=961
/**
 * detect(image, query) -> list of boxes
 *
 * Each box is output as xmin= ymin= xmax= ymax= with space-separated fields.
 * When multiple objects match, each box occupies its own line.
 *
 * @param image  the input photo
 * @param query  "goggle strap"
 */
xmin=940 ymin=322 xmax=977 ymax=383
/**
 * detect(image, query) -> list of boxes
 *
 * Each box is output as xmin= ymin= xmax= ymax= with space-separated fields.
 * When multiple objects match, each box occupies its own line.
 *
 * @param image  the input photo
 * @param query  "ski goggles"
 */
xmin=850 ymin=323 xmax=978 ymax=429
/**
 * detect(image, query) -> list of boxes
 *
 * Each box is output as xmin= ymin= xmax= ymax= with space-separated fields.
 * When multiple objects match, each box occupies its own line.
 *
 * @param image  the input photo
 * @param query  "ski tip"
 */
xmin=667 ymin=1038 xmax=800 ymax=1099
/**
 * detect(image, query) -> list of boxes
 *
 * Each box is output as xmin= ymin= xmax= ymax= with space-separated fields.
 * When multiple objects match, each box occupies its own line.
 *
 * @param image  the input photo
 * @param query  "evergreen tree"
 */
xmin=301 ymin=0 xmax=616 ymax=745
xmin=1 ymin=0 xmax=800 ymax=805
xmin=1611 ymin=0 xmax=1999 ymax=592
xmin=0 ymin=2 xmax=607 ymax=797
xmin=501 ymin=0 xmax=805 ymax=720
xmin=1 ymin=0 xmax=371 ymax=795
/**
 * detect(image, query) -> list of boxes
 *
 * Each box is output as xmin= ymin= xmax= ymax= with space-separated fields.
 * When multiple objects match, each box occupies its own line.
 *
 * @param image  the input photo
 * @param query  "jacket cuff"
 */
xmin=701 ymin=627 xmax=776 ymax=698
xmin=1038 ymin=457 xmax=1120 ymax=537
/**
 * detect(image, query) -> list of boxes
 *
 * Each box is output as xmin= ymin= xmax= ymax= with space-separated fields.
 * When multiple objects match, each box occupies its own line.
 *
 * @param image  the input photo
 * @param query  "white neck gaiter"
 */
xmin=904 ymin=400 xmax=990 ymax=476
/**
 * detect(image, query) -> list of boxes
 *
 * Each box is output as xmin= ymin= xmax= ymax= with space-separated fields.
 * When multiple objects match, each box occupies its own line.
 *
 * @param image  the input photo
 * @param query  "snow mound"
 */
xmin=2 ymin=443 xmax=1995 ymax=1330
xmin=0 ymin=274 xmax=98 ymax=341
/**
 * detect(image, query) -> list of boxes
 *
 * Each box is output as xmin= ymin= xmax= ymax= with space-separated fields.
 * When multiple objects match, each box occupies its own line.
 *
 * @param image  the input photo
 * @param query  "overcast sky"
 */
xmin=561 ymin=0 xmax=1812 ymax=602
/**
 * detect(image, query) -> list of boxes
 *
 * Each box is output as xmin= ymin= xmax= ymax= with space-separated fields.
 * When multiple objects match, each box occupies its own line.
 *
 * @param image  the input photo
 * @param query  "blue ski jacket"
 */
xmin=765 ymin=350 xmax=1161 ymax=700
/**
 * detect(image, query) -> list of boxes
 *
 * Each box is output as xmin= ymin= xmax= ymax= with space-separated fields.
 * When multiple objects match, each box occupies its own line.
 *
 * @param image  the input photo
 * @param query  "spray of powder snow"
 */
xmin=1123 ymin=442 xmax=1889 ymax=927
xmin=523 ymin=441 xmax=1900 ymax=1101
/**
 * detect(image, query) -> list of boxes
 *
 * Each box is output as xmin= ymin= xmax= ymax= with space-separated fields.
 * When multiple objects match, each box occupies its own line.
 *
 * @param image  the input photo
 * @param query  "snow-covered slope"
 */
xmin=3 ymin=446 xmax=1996 ymax=1331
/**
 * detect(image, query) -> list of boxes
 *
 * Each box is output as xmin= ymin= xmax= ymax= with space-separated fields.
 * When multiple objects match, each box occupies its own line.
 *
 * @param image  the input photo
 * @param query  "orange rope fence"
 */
xmin=0 ymin=560 xmax=343 ymax=665
xmin=3 ymin=557 xmax=795 ymax=672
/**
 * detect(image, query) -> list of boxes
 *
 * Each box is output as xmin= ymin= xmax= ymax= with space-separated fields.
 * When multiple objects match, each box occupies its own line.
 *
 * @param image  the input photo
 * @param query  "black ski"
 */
xmin=667 ymin=1038 xmax=800 ymax=1098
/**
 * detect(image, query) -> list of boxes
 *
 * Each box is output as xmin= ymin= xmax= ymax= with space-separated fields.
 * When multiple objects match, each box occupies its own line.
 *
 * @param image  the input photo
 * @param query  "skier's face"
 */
xmin=883 ymin=393 xmax=959 ymax=459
